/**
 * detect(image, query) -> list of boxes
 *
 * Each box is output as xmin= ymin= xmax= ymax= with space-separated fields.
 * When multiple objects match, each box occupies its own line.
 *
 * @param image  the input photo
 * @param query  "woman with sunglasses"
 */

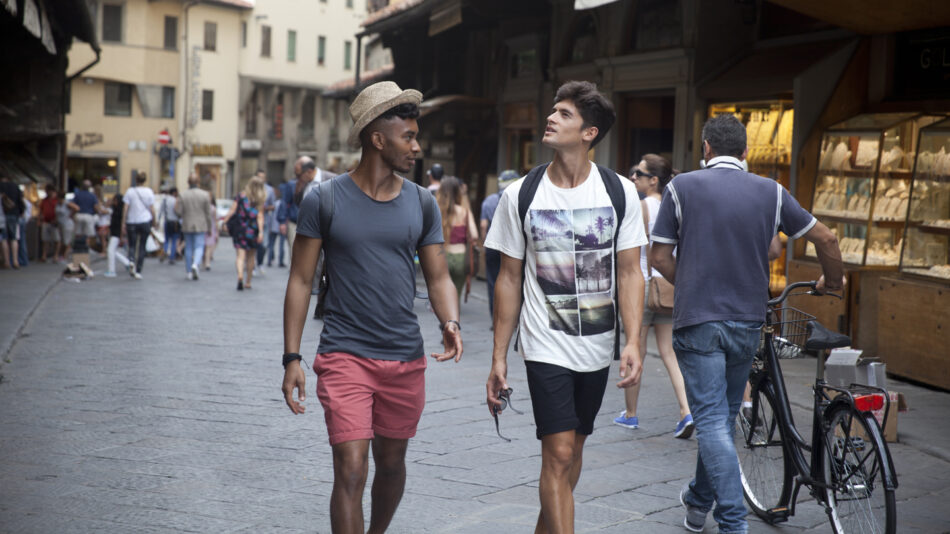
xmin=614 ymin=154 xmax=694 ymax=439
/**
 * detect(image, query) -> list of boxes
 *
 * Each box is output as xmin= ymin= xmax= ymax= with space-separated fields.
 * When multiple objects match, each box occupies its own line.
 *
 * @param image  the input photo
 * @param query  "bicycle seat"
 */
xmin=804 ymin=321 xmax=851 ymax=351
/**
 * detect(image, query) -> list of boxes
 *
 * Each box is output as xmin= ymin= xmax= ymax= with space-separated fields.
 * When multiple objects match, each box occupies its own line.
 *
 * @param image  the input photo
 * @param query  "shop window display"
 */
xmin=806 ymin=113 xmax=944 ymax=266
xmin=709 ymin=101 xmax=793 ymax=291
xmin=901 ymin=117 xmax=950 ymax=280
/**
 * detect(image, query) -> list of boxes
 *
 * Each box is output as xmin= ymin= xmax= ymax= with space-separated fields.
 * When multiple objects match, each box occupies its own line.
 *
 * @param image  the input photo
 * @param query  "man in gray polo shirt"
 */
xmin=280 ymin=82 xmax=462 ymax=533
xmin=650 ymin=115 xmax=843 ymax=534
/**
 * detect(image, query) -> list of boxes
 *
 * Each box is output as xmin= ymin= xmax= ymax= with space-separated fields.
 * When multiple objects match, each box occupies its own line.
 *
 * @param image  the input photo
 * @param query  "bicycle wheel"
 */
xmin=823 ymin=404 xmax=897 ymax=534
xmin=735 ymin=380 xmax=792 ymax=520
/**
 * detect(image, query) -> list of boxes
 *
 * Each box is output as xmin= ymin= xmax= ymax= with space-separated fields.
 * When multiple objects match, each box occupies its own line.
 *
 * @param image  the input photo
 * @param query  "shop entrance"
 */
xmin=619 ymin=94 xmax=675 ymax=175
xmin=66 ymin=156 xmax=119 ymax=196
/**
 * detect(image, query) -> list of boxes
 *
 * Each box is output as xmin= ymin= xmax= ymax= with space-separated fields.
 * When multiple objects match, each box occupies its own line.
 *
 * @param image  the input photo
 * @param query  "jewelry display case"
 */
xmin=805 ymin=113 xmax=945 ymax=266
xmin=900 ymin=117 xmax=950 ymax=280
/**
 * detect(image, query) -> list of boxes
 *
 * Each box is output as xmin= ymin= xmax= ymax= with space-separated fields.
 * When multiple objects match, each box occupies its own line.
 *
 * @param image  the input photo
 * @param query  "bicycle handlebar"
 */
xmin=767 ymin=280 xmax=843 ymax=308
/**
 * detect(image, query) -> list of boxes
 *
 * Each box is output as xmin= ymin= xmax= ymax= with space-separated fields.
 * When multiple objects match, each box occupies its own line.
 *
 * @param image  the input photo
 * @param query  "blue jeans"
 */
xmin=674 ymin=320 xmax=762 ymax=534
xmin=164 ymin=221 xmax=180 ymax=261
xmin=183 ymin=232 xmax=205 ymax=272
xmin=267 ymin=231 xmax=285 ymax=266
xmin=484 ymin=248 xmax=501 ymax=318
xmin=17 ymin=219 xmax=28 ymax=266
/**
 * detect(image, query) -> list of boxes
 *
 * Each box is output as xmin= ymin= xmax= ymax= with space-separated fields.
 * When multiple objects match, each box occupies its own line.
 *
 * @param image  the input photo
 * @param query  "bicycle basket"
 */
xmin=761 ymin=306 xmax=816 ymax=359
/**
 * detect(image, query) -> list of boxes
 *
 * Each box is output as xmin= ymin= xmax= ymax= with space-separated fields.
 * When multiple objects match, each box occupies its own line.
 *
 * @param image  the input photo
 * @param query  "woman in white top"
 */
xmin=614 ymin=154 xmax=694 ymax=439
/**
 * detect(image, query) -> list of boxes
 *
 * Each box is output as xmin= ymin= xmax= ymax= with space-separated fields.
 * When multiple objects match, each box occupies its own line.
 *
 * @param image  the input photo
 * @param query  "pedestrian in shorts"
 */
xmin=485 ymin=81 xmax=648 ymax=532
xmin=281 ymin=81 xmax=463 ymax=533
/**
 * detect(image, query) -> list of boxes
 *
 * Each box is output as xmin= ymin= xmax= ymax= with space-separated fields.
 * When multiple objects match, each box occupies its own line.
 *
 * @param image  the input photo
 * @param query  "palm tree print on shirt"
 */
xmin=530 ymin=206 xmax=617 ymax=337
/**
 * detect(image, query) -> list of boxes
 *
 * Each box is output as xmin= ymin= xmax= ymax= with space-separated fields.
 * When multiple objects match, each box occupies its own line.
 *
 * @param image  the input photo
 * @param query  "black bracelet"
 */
xmin=440 ymin=319 xmax=461 ymax=332
xmin=282 ymin=352 xmax=303 ymax=367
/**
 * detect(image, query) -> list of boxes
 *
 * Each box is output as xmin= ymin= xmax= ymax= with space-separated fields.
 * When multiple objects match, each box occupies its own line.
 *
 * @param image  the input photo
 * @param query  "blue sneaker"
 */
xmin=674 ymin=414 xmax=695 ymax=439
xmin=613 ymin=411 xmax=639 ymax=429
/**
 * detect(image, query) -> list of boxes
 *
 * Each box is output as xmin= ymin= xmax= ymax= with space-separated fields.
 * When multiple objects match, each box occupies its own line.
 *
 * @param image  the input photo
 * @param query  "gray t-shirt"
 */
xmin=296 ymin=174 xmax=443 ymax=361
xmin=652 ymin=157 xmax=816 ymax=330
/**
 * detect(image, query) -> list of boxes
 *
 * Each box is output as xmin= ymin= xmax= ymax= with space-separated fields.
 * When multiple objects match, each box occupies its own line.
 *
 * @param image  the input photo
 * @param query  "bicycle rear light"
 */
xmin=853 ymin=393 xmax=885 ymax=412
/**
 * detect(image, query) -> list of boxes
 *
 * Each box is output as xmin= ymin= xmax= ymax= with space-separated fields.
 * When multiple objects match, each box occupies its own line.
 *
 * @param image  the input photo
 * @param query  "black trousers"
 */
xmin=127 ymin=222 xmax=151 ymax=273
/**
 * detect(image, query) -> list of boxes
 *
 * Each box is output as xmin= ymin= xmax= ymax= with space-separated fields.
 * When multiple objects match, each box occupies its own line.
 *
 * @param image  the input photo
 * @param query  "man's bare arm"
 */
xmin=281 ymin=234 xmax=321 ymax=414
xmin=486 ymin=253 xmax=523 ymax=413
xmin=616 ymin=247 xmax=645 ymax=388
xmin=418 ymin=242 xmax=462 ymax=362
xmin=649 ymin=243 xmax=677 ymax=283
xmin=803 ymin=221 xmax=844 ymax=291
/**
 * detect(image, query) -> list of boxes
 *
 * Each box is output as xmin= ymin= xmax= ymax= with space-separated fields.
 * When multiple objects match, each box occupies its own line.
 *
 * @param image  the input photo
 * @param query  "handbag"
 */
xmin=225 ymin=196 xmax=242 ymax=236
xmin=648 ymin=275 xmax=675 ymax=313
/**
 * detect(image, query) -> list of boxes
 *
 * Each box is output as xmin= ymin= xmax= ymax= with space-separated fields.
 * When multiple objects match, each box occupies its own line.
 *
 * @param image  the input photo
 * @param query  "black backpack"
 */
xmin=313 ymin=177 xmax=437 ymax=318
xmin=517 ymin=163 xmax=627 ymax=359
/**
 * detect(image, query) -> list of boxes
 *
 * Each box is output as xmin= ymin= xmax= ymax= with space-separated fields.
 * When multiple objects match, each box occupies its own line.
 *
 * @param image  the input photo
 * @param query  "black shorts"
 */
xmin=525 ymin=360 xmax=610 ymax=440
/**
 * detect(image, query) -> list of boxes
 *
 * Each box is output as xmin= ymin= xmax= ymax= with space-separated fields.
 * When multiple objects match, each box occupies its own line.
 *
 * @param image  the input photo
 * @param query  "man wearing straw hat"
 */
xmin=280 ymin=81 xmax=463 ymax=533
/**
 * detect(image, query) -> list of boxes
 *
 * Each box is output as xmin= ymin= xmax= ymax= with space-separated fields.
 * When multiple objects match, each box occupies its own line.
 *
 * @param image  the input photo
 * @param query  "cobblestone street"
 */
xmin=2 ymin=244 xmax=949 ymax=533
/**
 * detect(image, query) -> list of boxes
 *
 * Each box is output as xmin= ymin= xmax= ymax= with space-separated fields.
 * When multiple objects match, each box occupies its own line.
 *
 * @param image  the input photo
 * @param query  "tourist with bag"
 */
xmin=613 ymin=154 xmax=694 ymax=439
xmin=436 ymin=176 xmax=478 ymax=301
xmin=161 ymin=188 xmax=181 ymax=265
xmin=221 ymin=177 xmax=265 ymax=290
xmin=121 ymin=173 xmax=156 ymax=279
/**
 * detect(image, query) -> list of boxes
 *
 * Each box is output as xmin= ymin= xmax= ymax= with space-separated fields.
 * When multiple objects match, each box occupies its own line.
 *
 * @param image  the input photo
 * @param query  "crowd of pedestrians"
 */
xmin=1 ymin=78 xmax=847 ymax=534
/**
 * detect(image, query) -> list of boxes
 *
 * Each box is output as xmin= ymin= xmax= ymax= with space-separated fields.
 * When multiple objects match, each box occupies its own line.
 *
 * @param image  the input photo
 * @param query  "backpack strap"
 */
xmin=595 ymin=164 xmax=626 ymax=360
xmin=415 ymin=180 xmax=436 ymax=251
xmin=518 ymin=163 xmax=550 ymax=241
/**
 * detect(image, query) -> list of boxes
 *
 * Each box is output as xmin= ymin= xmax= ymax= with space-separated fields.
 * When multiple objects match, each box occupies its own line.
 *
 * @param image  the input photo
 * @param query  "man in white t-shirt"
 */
xmin=485 ymin=81 xmax=648 ymax=532
xmin=122 ymin=172 xmax=156 ymax=279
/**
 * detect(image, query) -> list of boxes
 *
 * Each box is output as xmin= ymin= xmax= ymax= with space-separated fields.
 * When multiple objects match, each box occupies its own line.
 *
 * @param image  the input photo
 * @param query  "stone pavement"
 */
xmin=1 ymin=245 xmax=949 ymax=533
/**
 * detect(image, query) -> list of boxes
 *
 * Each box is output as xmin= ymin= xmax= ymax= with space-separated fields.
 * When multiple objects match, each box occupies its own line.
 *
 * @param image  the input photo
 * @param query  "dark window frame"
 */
xmin=101 ymin=3 xmax=123 ymax=43
xmin=104 ymin=82 xmax=133 ymax=117
xmin=261 ymin=25 xmax=271 ymax=57
xmin=164 ymin=16 xmax=178 ymax=50
xmin=201 ymin=90 xmax=214 ymax=121
xmin=204 ymin=21 xmax=217 ymax=51
xmin=161 ymin=86 xmax=175 ymax=119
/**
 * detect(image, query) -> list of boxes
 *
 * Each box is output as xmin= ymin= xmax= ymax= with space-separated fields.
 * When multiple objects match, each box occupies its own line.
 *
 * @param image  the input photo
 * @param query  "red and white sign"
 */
xmin=158 ymin=129 xmax=171 ymax=145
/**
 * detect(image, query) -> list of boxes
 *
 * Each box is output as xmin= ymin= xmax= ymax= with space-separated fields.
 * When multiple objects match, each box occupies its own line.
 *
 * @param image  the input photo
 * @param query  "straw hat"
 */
xmin=347 ymin=81 xmax=423 ymax=149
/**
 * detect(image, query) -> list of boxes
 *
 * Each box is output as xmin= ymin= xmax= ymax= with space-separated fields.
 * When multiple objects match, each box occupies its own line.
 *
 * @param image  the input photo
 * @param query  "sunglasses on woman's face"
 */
xmin=631 ymin=169 xmax=656 ymax=180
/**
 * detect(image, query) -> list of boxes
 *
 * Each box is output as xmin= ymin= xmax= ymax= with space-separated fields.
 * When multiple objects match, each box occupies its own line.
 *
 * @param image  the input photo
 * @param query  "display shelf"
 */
xmin=808 ymin=113 xmax=945 ymax=268
xmin=899 ymin=117 xmax=950 ymax=282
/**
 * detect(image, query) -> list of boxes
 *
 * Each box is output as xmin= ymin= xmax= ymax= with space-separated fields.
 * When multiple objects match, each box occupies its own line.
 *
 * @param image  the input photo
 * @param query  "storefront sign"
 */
xmin=192 ymin=144 xmax=223 ymax=157
xmin=240 ymin=139 xmax=262 ymax=151
xmin=895 ymin=28 xmax=950 ymax=100
xmin=71 ymin=132 xmax=103 ymax=149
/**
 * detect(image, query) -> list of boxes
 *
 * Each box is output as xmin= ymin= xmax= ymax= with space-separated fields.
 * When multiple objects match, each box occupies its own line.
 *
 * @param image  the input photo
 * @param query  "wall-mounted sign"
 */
xmin=192 ymin=144 xmax=223 ymax=157
xmin=71 ymin=132 xmax=103 ymax=150
xmin=240 ymin=139 xmax=262 ymax=151
xmin=895 ymin=28 xmax=950 ymax=100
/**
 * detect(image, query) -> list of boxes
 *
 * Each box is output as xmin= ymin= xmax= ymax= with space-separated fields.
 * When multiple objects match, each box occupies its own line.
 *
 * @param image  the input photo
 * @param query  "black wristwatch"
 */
xmin=282 ymin=352 xmax=303 ymax=368
xmin=440 ymin=319 xmax=461 ymax=332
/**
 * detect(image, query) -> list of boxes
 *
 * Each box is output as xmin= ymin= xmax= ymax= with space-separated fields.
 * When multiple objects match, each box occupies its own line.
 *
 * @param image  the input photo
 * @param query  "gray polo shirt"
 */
xmin=652 ymin=156 xmax=816 ymax=330
xmin=296 ymin=174 xmax=443 ymax=361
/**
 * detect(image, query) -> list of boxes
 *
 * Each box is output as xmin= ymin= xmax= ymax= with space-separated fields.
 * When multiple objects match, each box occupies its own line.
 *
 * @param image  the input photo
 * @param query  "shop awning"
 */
xmin=699 ymin=40 xmax=851 ymax=100
xmin=767 ymin=0 xmax=950 ymax=35
xmin=419 ymin=94 xmax=494 ymax=117
xmin=0 ymin=146 xmax=58 ymax=185
xmin=574 ymin=0 xmax=621 ymax=10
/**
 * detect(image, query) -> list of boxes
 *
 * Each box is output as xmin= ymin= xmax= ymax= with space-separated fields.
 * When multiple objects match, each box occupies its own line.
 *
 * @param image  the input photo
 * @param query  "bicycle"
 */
xmin=736 ymin=280 xmax=898 ymax=534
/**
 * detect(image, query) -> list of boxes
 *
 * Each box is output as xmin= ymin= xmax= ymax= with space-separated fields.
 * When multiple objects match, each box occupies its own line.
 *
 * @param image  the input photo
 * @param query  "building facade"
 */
xmin=65 ymin=0 xmax=251 ymax=198
xmin=236 ymin=0 xmax=368 ymax=188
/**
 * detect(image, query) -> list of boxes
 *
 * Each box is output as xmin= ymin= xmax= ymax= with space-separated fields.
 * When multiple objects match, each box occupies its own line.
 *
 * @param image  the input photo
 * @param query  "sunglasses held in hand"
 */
xmin=491 ymin=387 xmax=522 ymax=442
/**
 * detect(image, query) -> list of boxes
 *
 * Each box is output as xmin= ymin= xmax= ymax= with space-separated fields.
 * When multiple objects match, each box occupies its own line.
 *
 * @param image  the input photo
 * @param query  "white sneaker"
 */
xmin=191 ymin=264 xmax=200 ymax=281
xmin=103 ymin=271 xmax=117 ymax=278
xmin=258 ymin=266 xmax=265 ymax=275
xmin=132 ymin=272 xmax=143 ymax=280
xmin=187 ymin=272 xmax=195 ymax=280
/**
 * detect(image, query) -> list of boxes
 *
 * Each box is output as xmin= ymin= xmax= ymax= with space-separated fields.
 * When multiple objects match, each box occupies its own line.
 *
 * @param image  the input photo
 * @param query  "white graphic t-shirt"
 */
xmin=485 ymin=163 xmax=647 ymax=372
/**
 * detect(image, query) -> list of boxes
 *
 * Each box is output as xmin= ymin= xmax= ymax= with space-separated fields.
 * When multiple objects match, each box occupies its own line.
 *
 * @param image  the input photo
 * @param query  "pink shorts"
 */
xmin=314 ymin=352 xmax=427 ymax=446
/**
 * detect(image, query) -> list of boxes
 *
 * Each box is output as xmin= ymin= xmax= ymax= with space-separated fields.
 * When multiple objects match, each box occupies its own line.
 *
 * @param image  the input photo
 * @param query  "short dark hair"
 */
xmin=360 ymin=103 xmax=421 ymax=146
xmin=301 ymin=160 xmax=317 ymax=171
xmin=702 ymin=115 xmax=747 ymax=158
xmin=136 ymin=172 xmax=148 ymax=184
xmin=554 ymin=81 xmax=615 ymax=148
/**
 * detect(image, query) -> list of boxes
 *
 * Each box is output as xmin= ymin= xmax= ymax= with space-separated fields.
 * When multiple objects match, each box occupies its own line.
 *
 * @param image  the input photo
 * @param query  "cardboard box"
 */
xmin=825 ymin=348 xmax=887 ymax=389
